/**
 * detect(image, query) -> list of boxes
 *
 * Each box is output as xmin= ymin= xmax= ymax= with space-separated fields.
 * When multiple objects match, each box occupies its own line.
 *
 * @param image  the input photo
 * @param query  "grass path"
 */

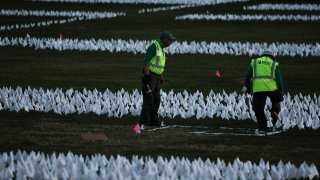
xmin=0 ymin=111 xmax=319 ymax=167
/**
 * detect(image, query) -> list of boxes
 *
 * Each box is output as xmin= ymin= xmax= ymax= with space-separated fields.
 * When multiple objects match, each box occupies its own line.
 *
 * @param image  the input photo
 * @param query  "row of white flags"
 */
xmin=0 ymin=87 xmax=319 ymax=130
xmin=243 ymin=3 xmax=320 ymax=11
xmin=0 ymin=10 xmax=125 ymax=31
xmin=0 ymin=17 xmax=82 ymax=31
xmin=175 ymin=13 xmax=320 ymax=22
xmin=138 ymin=4 xmax=196 ymax=14
xmin=138 ymin=3 xmax=320 ymax=14
xmin=23 ymin=0 xmax=249 ymax=5
xmin=1 ymin=8 xmax=318 ymax=31
xmin=0 ymin=150 xmax=318 ymax=180
xmin=0 ymin=9 xmax=125 ymax=18
xmin=1 ymin=35 xmax=319 ymax=57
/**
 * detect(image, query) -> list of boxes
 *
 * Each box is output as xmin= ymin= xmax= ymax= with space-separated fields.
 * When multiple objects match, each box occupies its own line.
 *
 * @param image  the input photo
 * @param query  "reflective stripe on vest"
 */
xmin=253 ymin=58 xmax=276 ymax=80
xmin=151 ymin=56 xmax=164 ymax=69
xmin=149 ymin=40 xmax=166 ymax=75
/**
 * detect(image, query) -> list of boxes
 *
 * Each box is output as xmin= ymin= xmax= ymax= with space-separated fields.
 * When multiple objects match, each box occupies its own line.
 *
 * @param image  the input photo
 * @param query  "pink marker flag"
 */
xmin=215 ymin=69 xmax=221 ymax=78
xmin=133 ymin=123 xmax=141 ymax=133
xmin=59 ymin=33 xmax=63 ymax=40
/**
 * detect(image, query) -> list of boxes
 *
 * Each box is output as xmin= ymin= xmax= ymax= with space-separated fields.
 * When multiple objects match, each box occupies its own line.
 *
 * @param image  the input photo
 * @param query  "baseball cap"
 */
xmin=263 ymin=50 xmax=275 ymax=57
xmin=160 ymin=31 xmax=176 ymax=42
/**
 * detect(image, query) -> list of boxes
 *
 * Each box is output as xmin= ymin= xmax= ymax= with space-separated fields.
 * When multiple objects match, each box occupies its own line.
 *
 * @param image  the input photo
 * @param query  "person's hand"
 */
xmin=144 ymin=64 xmax=150 ymax=76
xmin=160 ymin=75 xmax=165 ymax=85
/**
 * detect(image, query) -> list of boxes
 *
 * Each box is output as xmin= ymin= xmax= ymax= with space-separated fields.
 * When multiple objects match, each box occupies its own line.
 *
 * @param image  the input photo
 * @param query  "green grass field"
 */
xmin=0 ymin=0 xmax=320 ymax=168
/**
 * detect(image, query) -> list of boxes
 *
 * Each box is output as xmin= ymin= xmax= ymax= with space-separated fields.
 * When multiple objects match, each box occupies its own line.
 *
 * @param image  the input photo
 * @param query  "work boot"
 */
xmin=255 ymin=129 xmax=268 ymax=135
xmin=139 ymin=121 xmax=147 ymax=131
xmin=140 ymin=124 xmax=145 ymax=131
xmin=271 ymin=126 xmax=283 ymax=132
xmin=271 ymin=111 xmax=279 ymax=126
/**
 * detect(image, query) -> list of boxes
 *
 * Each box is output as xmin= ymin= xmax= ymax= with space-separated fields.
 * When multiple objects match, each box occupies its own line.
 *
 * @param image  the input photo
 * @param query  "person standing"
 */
xmin=243 ymin=50 xmax=284 ymax=132
xmin=139 ymin=31 xmax=176 ymax=127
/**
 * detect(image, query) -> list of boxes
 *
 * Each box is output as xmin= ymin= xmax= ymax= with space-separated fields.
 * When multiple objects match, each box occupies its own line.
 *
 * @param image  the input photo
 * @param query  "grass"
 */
xmin=1 ymin=48 xmax=320 ymax=94
xmin=0 ymin=110 xmax=319 ymax=167
xmin=0 ymin=0 xmax=320 ymax=168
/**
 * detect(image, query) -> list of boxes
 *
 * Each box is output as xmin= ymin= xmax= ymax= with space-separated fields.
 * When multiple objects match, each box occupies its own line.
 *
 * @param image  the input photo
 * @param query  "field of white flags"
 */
xmin=175 ymin=14 xmax=320 ymax=22
xmin=1 ymin=36 xmax=320 ymax=57
xmin=0 ymin=9 xmax=125 ymax=31
xmin=243 ymin=3 xmax=320 ymax=11
xmin=0 ymin=86 xmax=319 ymax=130
xmin=1 ymin=0 xmax=320 ymax=179
xmin=0 ymin=151 xmax=318 ymax=179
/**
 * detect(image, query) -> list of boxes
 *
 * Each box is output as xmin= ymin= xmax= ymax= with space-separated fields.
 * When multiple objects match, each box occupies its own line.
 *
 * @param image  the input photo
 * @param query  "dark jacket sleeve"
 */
xmin=275 ymin=67 xmax=284 ymax=92
xmin=245 ymin=64 xmax=253 ymax=89
xmin=144 ymin=43 xmax=156 ymax=64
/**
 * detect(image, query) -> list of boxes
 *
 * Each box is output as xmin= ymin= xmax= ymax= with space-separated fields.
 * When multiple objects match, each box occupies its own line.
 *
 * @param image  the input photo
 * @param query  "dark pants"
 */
xmin=140 ymin=72 xmax=161 ymax=125
xmin=252 ymin=91 xmax=281 ymax=130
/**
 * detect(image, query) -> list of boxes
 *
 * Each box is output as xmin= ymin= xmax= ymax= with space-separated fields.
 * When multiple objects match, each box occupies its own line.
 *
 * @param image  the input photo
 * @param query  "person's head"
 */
xmin=262 ymin=50 xmax=276 ymax=60
xmin=160 ymin=31 xmax=176 ymax=48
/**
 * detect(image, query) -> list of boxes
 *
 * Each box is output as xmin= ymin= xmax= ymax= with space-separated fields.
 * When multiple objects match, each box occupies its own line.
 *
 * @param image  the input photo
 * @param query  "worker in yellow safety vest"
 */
xmin=139 ymin=31 xmax=176 ymax=128
xmin=243 ymin=50 xmax=284 ymax=132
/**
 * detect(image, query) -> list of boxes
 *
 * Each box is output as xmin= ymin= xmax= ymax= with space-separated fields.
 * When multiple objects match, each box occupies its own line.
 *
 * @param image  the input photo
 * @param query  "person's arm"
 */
xmin=143 ymin=44 xmax=156 ymax=75
xmin=160 ymin=74 xmax=164 ymax=85
xmin=275 ymin=67 xmax=284 ymax=92
xmin=275 ymin=66 xmax=284 ymax=101
xmin=245 ymin=64 xmax=253 ymax=92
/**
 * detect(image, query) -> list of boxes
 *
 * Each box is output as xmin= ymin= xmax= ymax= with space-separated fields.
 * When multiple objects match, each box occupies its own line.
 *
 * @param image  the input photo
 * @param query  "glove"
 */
xmin=141 ymin=65 xmax=150 ymax=84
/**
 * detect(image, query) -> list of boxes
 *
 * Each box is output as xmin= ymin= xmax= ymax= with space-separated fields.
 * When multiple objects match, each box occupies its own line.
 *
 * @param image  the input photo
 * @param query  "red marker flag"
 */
xmin=133 ymin=123 xmax=141 ymax=134
xmin=215 ymin=70 xmax=221 ymax=78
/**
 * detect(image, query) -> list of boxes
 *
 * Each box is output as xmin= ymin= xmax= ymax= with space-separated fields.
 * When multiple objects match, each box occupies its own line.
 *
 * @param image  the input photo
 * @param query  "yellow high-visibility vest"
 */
xmin=148 ymin=40 xmax=166 ymax=75
xmin=251 ymin=56 xmax=279 ymax=93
